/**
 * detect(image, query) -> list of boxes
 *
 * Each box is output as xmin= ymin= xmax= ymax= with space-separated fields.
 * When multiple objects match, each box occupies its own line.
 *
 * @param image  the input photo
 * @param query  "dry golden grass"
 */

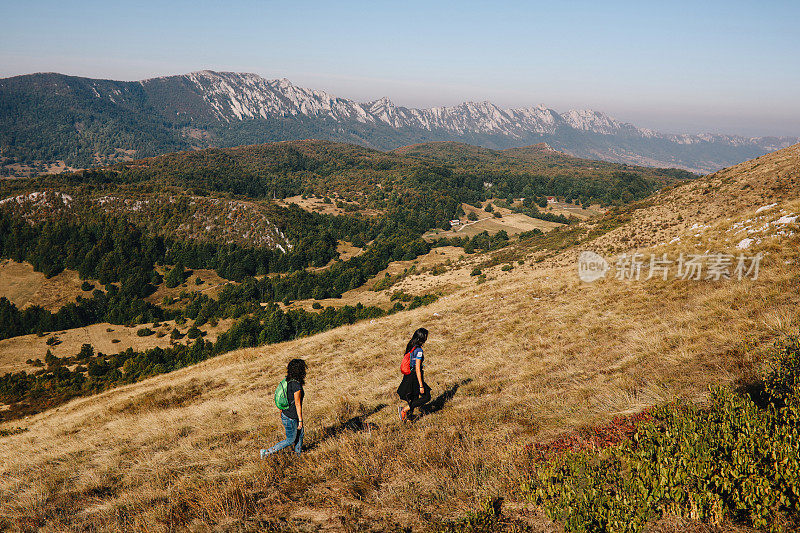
xmin=0 ymin=260 xmax=89 ymax=312
xmin=425 ymin=202 xmax=563 ymax=241
xmin=0 ymin=319 xmax=235 ymax=374
xmin=1 ymin=144 xmax=799 ymax=531
xmin=306 ymin=241 xmax=366 ymax=275
xmin=541 ymin=201 xmax=604 ymax=219
xmin=334 ymin=240 xmax=364 ymax=262
xmin=276 ymin=195 xmax=383 ymax=217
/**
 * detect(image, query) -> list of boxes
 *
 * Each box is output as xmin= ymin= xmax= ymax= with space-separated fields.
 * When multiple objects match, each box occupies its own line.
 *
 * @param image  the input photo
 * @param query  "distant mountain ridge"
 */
xmin=1 ymin=70 xmax=795 ymax=173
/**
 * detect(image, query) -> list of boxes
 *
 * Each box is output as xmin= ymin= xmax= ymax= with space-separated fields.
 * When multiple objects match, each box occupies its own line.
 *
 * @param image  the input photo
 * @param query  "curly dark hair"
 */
xmin=286 ymin=358 xmax=307 ymax=385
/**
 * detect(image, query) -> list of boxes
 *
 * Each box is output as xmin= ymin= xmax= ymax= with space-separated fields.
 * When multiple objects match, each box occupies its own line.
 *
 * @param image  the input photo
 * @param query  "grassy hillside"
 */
xmin=1 ymin=144 xmax=797 ymax=530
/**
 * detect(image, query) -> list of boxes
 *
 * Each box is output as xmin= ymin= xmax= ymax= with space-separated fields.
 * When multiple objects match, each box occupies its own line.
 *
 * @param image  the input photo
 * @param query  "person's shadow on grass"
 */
xmin=304 ymin=378 xmax=472 ymax=450
xmin=304 ymin=403 xmax=387 ymax=451
xmin=419 ymin=378 xmax=472 ymax=416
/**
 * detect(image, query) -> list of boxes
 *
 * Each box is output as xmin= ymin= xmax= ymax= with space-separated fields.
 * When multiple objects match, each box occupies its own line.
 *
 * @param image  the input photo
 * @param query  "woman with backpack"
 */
xmin=261 ymin=358 xmax=306 ymax=457
xmin=397 ymin=327 xmax=431 ymax=422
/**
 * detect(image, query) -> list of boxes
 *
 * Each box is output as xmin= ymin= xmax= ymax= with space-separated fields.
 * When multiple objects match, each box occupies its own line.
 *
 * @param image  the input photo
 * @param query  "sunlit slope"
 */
xmin=1 ymin=144 xmax=799 ymax=531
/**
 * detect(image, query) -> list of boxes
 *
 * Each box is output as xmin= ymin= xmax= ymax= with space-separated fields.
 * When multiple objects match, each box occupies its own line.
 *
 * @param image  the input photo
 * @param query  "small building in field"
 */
xmin=547 ymin=196 xmax=556 ymax=204
xmin=449 ymin=219 xmax=461 ymax=227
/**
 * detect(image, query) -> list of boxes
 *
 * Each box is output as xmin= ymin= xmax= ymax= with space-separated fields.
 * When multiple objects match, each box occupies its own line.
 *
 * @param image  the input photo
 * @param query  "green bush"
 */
xmin=390 ymin=290 xmax=413 ymax=302
xmin=525 ymin=334 xmax=800 ymax=532
xmin=408 ymin=294 xmax=438 ymax=310
xmin=136 ymin=327 xmax=154 ymax=337
xmin=470 ymin=268 xmax=482 ymax=276
xmin=501 ymin=264 xmax=513 ymax=272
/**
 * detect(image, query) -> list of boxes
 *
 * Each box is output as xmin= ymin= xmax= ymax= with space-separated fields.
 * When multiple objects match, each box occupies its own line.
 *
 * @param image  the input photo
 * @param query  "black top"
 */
xmin=281 ymin=379 xmax=304 ymax=420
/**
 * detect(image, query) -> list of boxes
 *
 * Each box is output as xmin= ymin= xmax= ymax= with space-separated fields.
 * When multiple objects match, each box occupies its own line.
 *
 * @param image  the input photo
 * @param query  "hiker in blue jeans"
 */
xmin=261 ymin=359 xmax=306 ymax=457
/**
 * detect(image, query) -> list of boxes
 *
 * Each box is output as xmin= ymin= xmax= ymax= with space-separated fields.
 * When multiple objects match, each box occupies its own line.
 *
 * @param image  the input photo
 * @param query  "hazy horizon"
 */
xmin=2 ymin=0 xmax=798 ymax=138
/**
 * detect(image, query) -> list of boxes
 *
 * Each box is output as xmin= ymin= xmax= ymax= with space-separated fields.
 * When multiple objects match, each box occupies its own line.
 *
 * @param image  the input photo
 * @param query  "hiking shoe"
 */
xmin=260 ymin=449 xmax=268 ymax=459
xmin=398 ymin=406 xmax=407 ymax=422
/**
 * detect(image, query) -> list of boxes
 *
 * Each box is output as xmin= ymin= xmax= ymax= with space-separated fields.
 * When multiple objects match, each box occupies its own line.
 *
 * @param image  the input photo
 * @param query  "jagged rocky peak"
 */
xmin=3 ymin=70 xmax=797 ymax=173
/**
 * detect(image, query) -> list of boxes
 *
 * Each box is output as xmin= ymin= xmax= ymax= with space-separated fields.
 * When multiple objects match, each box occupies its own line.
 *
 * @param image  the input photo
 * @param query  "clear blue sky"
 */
xmin=2 ymin=0 xmax=798 ymax=136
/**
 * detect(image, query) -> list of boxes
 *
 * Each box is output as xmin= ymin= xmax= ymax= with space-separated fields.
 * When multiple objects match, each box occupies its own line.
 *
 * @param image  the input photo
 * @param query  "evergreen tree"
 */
xmin=164 ymin=262 xmax=185 ymax=288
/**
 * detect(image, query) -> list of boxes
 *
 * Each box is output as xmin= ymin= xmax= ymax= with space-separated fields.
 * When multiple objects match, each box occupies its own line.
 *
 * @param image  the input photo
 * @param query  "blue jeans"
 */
xmin=266 ymin=413 xmax=303 ymax=455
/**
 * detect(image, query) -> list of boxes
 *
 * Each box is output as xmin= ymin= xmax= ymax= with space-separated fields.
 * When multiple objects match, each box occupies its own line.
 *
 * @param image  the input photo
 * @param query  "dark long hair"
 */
xmin=286 ymin=358 xmax=307 ymax=385
xmin=405 ymin=327 xmax=428 ymax=354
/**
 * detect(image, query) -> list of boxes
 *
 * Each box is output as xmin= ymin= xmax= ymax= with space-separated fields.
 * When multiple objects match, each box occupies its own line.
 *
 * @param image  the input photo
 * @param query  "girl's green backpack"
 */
xmin=274 ymin=379 xmax=290 ymax=410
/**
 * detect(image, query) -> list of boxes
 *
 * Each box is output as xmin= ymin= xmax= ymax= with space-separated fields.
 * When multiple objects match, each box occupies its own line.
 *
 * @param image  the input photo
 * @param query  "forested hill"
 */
xmin=391 ymin=141 xmax=693 ymax=187
xmin=17 ymin=139 xmax=695 ymax=211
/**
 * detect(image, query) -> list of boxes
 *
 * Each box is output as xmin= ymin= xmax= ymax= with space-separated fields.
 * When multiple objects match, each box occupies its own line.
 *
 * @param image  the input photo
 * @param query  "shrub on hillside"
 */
xmin=408 ymin=294 xmax=438 ymax=310
xmin=136 ymin=327 xmax=154 ymax=337
xmin=526 ymin=334 xmax=800 ymax=532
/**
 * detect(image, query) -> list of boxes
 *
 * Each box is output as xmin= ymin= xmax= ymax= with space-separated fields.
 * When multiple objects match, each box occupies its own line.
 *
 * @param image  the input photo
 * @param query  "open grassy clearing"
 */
xmin=276 ymin=194 xmax=383 ymax=217
xmin=146 ymin=267 xmax=231 ymax=307
xmin=306 ymin=241 xmax=366 ymax=274
xmin=0 ymin=260 xmax=90 ymax=312
xmin=334 ymin=240 xmax=365 ymax=262
xmin=0 ymin=144 xmax=798 ymax=531
xmin=425 ymin=202 xmax=563 ymax=241
xmin=0 ymin=319 xmax=236 ymax=375
xmin=539 ymin=201 xmax=605 ymax=219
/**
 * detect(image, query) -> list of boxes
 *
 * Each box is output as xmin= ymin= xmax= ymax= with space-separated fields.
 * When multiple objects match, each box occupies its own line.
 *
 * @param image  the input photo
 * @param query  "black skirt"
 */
xmin=397 ymin=372 xmax=430 ymax=401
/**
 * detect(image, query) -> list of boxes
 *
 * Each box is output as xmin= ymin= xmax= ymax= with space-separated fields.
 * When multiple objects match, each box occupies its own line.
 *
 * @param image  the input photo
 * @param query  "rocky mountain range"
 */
xmin=1 ymin=70 xmax=795 ymax=173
